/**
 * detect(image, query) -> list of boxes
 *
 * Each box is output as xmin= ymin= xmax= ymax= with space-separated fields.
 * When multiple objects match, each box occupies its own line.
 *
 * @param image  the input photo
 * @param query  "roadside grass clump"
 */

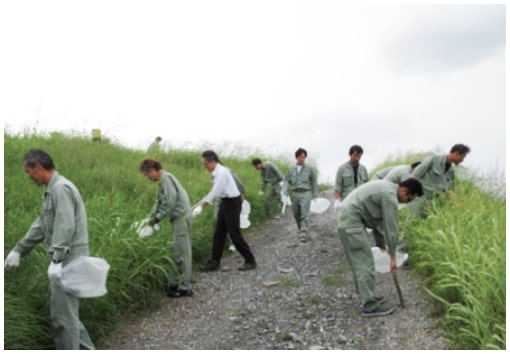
xmin=400 ymin=176 xmax=505 ymax=350
xmin=3 ymin=132 xmax=272 ymax=349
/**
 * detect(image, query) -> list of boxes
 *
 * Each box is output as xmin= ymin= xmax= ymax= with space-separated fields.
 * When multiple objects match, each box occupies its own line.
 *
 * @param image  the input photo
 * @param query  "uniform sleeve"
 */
xmin=282 ymin=167 xmax=291 ymax=196
xmin=380 ymin=194 xmax=399 ymax=256
xmin=310 ymin=166 xmax=319 ymax=198
xmin=273 ymin=163 xmax=285 ymax=181
xmin=13 ymin=217 xmax=46 ymax=257
xmin=260 ymin=169 xmax=267 ymax=192
xmin=335 ymin=166 xmax=344 ymax=195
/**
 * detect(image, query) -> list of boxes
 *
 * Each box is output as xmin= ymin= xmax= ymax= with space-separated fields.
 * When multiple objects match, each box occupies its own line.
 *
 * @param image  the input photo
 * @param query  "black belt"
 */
xmin=221 ymin=196 xmax=241 ymax=201
xmin=293 ymin=189 xmax=311 ymax=193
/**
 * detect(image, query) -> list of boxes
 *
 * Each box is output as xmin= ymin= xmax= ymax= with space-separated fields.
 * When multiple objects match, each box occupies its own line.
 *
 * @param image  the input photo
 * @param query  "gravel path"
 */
xmin=100 ymin=190 xmax=448 ymax=350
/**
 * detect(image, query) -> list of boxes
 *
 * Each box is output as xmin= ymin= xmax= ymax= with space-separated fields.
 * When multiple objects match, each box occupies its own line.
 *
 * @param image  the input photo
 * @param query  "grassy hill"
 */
xmin=4 ymin=132 xmax=506 ymax=349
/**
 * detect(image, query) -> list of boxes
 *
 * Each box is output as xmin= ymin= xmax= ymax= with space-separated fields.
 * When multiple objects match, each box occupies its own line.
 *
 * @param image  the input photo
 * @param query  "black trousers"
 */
xmin=211 ymin=197 xmax=255 ymax=264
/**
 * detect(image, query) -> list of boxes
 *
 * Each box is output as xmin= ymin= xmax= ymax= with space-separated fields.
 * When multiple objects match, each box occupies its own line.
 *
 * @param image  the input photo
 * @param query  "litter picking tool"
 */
xmin=393 ymin=273 xmax=405 ymax=308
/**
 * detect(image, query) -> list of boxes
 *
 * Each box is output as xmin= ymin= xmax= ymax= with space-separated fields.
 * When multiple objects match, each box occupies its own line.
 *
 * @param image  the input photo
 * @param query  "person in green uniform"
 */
xmin=383 ymin=162 xmax=421 ymax=184
xmin=282 ymin=148 xmax=319 ymax=242
xmin=334 ymin=145 xmax=369 ymax=212
xmin=140 ymin=158 xmax=193 ymax=297
xmin=410 ymin=144 xmax=470 ymax=216
xmin=4 ymin=149 xmax=95 ymax=349
xmin=252 ymin=158 xmax=285 ymax=218
xmin=336 ymin=178 xmax=423 ymax=317
xmin=371 ymin=166 xmax=394 ymax=181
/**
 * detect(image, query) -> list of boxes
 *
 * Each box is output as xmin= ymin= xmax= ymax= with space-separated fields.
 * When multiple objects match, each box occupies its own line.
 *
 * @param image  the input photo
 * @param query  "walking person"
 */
xmin=334 ymin=145 xmax=369 ymax=212
xmin=140 ymin=158 xmax=193 ymax=297
xmin=336 ymin=178 xmax=424 ymax=317
xmin=4 ymin=149 xmax=95 ymax=349
xmin=192 ymin=150 xmax=257 ymax=272
xmin=252 ymin=158 xmax=285 ymax=218
xmin=282 ymin=147 xmax=319 ymax=242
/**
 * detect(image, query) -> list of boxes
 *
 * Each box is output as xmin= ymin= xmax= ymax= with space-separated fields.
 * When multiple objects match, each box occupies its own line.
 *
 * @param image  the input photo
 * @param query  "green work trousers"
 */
xmin=290 ymin=191 xmax=312 ymax=237
xmin=338 ymin=226 xmax=380 ymax=311
xmin=169 ymin=217 xmax=192 ymax=291
xmin=266 ymin=183 xmax=284 ymax=216
xmin=49 ymin=277 xmax=95 ymax=349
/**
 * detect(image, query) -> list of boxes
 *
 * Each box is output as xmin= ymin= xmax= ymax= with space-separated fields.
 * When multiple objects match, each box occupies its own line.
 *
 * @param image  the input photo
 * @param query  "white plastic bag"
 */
xmin=60 ymin=256 xmax=110 ymax=298
xmin=132 ymin=218 xmax=160 ymax=237
xmin=310 ymin=198 xmax=331 ymax=214
xmin=371 ymin=247 xmax=408 ymax=273
xmin=240 ymin=200 xmax=251 ymax=229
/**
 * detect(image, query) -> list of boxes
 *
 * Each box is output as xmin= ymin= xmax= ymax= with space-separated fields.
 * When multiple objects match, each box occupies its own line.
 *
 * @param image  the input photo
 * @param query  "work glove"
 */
xmin=192 ymin=205 xmax=203 ymax=218
xmin=47 ymin=262 xmax=63 ymax=280
xmin=334 ymin=200 xmax=343 ymax=211
xmin=258 ymin=191 xmax=264 ymax=196
xmin=285 ymin=196 xmax=291 ymax=206
xmin=4 ymin=250 xmax=20 ymax=268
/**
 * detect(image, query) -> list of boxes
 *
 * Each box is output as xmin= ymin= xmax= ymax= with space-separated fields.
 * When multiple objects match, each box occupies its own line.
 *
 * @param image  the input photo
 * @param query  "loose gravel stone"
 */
xmin=100 ymin=190 xmax=448 ymax=350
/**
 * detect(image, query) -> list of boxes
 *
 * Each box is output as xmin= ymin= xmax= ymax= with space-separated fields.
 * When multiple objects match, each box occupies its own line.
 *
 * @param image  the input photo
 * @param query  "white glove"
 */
xmin=138 ymin=225 xmax=155 ymax=237
xmin=4 ymin=250 xmax=20 ymax=268
xmin=334 ymin=200 xmax=343 ymax=211
xmin=258 ymin=191 xmax=264 ymax=196
xmin=47 ymin=262 xmax=63 ymax=280
xmin=285 ymin=196 xmax=292 ymax=206
xmin=192 ymin=205 xmax=203 ymax=217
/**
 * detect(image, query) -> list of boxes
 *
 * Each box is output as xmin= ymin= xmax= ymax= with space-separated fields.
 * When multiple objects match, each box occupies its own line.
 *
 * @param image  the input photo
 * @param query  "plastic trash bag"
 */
xmin=60 ymin=256 xmax=110 ymax=298
xmin=240 ymin=200 xmax=251 ymax=229
xmin=132 ymin=218 xmax=160 ymax=237
xmin=371 ymin=247 xmax=408 ymax=273
xmin=310 ymin=198 xmax=331 ymax=214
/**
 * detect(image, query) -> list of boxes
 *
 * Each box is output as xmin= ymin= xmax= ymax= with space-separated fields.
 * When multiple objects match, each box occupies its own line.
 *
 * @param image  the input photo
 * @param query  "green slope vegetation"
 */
xmin=4 ymin=133 xmax=506 ymax=349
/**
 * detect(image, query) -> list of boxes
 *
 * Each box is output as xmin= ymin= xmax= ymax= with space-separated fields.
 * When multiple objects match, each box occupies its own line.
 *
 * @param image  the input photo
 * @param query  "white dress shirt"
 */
xmin=203 ymin=163 xmax=241 ymax=204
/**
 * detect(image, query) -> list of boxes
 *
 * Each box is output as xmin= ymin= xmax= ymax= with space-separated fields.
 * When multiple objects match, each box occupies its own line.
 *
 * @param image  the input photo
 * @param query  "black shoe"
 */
xmin=238 ymin=262 xmax=257 ymax=271
xmin=361 ymin=305 xmax=394 ymax=317
xmin=167 ymin=285 xmax=178 ymax=293
xmin=167 ymin=289 xmax=193 ymax=298
xmin=200 ymin=260 xmax=220 ymax=272
xmin=375 ymin=295 xmax=385 ymax=304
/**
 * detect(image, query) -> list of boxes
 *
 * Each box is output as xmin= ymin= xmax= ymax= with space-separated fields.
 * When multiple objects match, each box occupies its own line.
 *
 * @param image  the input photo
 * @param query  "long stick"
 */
xmin=393 ymin=273 xmax=405 ymax=308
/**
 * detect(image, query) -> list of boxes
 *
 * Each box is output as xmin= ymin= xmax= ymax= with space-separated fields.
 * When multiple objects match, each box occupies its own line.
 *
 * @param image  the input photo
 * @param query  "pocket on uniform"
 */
xmin=345 ymin=228 xmax=370 ymax=250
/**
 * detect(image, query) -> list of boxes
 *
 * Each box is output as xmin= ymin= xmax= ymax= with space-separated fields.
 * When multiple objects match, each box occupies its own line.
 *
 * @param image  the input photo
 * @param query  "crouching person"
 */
xmin=140 ymin=158 xmax=193 ymax=297
xmin=336 ymin=178 xmax=423 ymax=317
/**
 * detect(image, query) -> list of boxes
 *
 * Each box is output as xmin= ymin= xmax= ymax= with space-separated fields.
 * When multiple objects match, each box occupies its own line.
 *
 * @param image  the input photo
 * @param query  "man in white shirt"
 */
xmin=193 ymin=150 xmax=257 ymax=272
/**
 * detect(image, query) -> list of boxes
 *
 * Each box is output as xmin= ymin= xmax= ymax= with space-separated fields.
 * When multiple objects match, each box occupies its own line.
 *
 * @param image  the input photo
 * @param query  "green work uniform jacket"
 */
xmin=259 ymin=162 xmax=284 ymax=192
xmin=335 ymin=161 xmax=368 ymax=199
xmin=14 ymin=172 xmax=89 ymax=263
xmin=152 ymin=171 xmax=191 ymax=222
xmin=337 ymin=180 xmax=400 ymax=257
xmin=411 ymin=154 xmax=454 ymax=197
xmin=384 ymin=164 xmax=412 ymax=184
xmin=283 ymin=163 xmax=319 ymax=198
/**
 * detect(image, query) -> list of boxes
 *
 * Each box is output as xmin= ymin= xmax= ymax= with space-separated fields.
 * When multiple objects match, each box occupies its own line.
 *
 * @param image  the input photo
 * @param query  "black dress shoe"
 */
xmin=238 ymin=262 xmax=257 ymax=271
xmin=167 ymin=289 xmax=193 ymax=298
xmin=200 ymin=260 xmax=220 ymax=272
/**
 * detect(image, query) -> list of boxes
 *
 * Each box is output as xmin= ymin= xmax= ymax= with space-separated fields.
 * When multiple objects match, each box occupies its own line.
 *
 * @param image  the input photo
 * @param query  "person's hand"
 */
xmin=285 ymin=196 xmax=291 ymax=206
xmin=390 ymin=255 xmax=398 ymax=274
xmin=333 ymin=200 xmax=343 ymax=211
xmin=192 ymin=205 xmax=203 ymax=218
xmin=47 ymin=262 xmax=63 ymax=280
xmin=4 ymin=250 xmax=20 ymax=268
xmin=258 ymin=191 xmax=264 ymax=196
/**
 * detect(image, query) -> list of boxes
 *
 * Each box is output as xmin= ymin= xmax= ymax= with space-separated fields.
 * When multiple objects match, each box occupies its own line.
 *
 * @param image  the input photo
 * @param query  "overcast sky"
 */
xmin=1 ymin=1 xmax=506 ymax=183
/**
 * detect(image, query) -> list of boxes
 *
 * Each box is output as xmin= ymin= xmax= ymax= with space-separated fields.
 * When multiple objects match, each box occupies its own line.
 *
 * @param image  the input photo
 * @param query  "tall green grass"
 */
xmin=4 ymin=134 xmax=506 ymax=349
xmin=398 ymin=166 xmax=506 ymax=349
xmin=4 ymin=132 xmax=288 ymax=349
